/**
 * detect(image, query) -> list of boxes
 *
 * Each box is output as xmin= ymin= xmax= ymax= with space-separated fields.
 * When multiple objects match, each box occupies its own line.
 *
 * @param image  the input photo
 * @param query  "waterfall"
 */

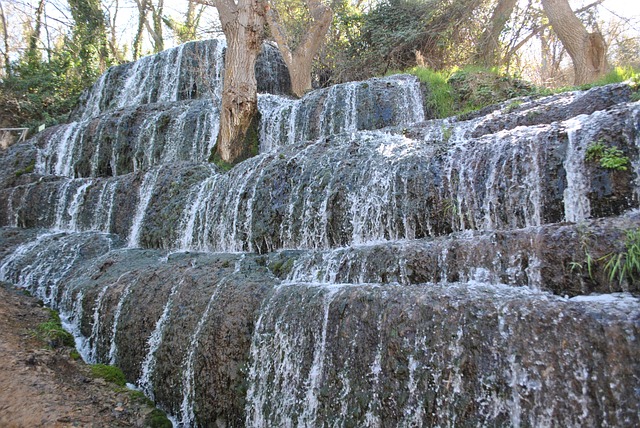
xmin=128 ymin=167 xmax=162 ymax=248
xmin=243 ymin=281 xmax=640 ymax=427
xmin=257 ymin=74 xmax=426 ymax=151
xmin=1 ymin=38 xmax=639 ymax=427
xmin=108 ymin=275 xmax=135 ymax=365
xmin=177 ymin=277 xmax=226 ymax=427
xmin=139 ymin=277 xmax=185 ymax=400
xmin=85 ymin=280 xmax=113 ymax=363
xmin=563 ymin=117 xmax=591 ymax=222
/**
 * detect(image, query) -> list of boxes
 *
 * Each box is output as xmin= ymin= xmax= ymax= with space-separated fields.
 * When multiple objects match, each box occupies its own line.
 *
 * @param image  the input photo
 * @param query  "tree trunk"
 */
xmin=0 ymin=1 xmax=9 ymax=76
xmin=26 ymin=0 xmax=45 ymax=67
xmin=266 ymin=0 xmax=333 ymax=97
xmin=133 ymin=0 xmax=147 ymax=60
xmin=540 ymin=0 xmax=607 ymax=85
xmin=289 ymin=52 xmax=313 ymax=97
xmin=107 ymin=0 xmax=125 ymax=63
xmin=146 ymin=0 xmax=164 ymax=53
xmin=473 ymin=0 xmax=517 ymax=67
xmin=214 ymin=0 xmax=267 ymax=165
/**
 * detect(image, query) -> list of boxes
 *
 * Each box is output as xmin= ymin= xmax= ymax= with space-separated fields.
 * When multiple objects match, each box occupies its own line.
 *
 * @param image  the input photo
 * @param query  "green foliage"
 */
xmin=323 ymin=0 xmax=489 ymax=84
xmin=571 ymin=227 xmax=640 ymax=286
xmin=34 ymin=321 xmax=76 ymax=348
xmin=269 ymin=0 xmax=318 ymax=51
xmin=603 ymin=229 xmax=640 ymax=285
xmin=585 ymin=141 xmax=629 ymax=171
xmin=578 ymin=66 xmax=640 ymax=90
xmin=504 ymin=100 xmax=524 ymax=113
xmin=0 ymin=0 xmax=112 ymax=131
xmin=269 ymin=258 xmax=295 ymax=278
xmin=32 ymin=309 xmax=75 ymax=349
xmin=447 ymin=66 xmax=535 ymax=113
xmin=69 ymin=350 xmax=81 ymax=360
xmin=398 ymin=65 xmax=535 ymax=118
xmin=569 ymin=251 xmax=595 ymax=279
xmin=67 ymin=0 xmax=111 ymax=80
xmin=210 ymin=149 xmax=234 ymax=172
xmin=90 ymin=364 xmax=127 ymax=387
xmin=535 ymin=67 xmax=640 ymax=97
xmin=569 ymin=225 xmax=597 ymax=280
xmin=401 ymin=67 xmax=454 ymax=118
xmin=0 ymin=48 xmax=89 ymax=130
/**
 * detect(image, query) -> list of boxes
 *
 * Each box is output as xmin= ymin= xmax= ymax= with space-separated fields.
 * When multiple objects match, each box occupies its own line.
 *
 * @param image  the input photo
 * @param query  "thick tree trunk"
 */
xmin=215 ymin=0 xmax=266 ymax=164
xmin=266 ymin=0 xmax=332 ymax=97
xmin=541 ymin=0 xmax=607 ymax=85
xmin=289 ymin=53 xmax=313 ymax=97
xmin=473 ymin=0 xmax=517 ymax=67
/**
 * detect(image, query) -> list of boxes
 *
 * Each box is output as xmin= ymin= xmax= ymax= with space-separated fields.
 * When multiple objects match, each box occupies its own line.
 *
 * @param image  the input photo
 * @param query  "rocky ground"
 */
xmin=0 ymin=282 xmax=169 ymax=428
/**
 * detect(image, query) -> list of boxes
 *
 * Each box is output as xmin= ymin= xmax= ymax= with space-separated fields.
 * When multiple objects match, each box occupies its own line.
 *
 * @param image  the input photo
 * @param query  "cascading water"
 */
xmin=139 ymin=277 xmax=186 ymax=400
xmin=1 ymin=37 xmax=639 ymax=428
xmin=177 ymin=276 xmax=226 ymax=426
xmin=128 ymin=166 xmax=163 ymax=248
xmin=258 ymin=74 xmax=426 ymax=152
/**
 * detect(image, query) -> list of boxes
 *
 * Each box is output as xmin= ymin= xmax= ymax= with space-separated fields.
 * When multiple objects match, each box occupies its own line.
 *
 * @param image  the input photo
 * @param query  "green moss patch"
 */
xmin=90 ymin=364 xmax=127 ymax=387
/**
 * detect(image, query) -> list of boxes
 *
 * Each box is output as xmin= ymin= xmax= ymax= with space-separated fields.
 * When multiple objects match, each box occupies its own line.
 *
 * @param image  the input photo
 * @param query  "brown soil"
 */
xmin=0 ymin=283 xmax=166 ymax=427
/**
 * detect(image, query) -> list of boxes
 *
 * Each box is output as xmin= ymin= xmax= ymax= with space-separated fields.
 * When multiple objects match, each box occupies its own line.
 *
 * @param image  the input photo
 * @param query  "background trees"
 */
xmin=1 ymin=0 xmax=638 ymax=144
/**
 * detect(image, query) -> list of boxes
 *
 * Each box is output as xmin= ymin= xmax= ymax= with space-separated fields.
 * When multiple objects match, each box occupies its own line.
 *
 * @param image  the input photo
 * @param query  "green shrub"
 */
xmin=580 ymin=66 xmax=640 ymax=90
xmin=129 ymin=390 xmax=154 ymax=406
xmin=398 ymin=65 xmax=536 ymax=118
xmin=34 ymin=321 xmax=76 ymax=348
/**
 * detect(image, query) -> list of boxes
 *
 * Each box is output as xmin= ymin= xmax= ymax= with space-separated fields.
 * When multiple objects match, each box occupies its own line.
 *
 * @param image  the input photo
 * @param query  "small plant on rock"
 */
xmin=603 ymin=228 xmax=640 ymax=285
xmin=504 ymin=100 xmax=524 ymax=113
xmin=585 ymin=140 xmax=630 ymax=171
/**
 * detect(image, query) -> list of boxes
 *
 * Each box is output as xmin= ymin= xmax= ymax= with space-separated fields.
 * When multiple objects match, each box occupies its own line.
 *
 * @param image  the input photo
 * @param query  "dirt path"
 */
xmin=0 ymin=282 xmax=166 ymax=427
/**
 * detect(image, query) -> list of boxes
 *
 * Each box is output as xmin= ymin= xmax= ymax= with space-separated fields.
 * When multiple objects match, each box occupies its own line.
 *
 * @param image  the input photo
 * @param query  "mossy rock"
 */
xmin=144 ymin=408 xmax=172 ymax=428
xmin=90 ymin=364 xmax=127 ymax=387
xmin=32 ymin=308 xmax=75 ymax=348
